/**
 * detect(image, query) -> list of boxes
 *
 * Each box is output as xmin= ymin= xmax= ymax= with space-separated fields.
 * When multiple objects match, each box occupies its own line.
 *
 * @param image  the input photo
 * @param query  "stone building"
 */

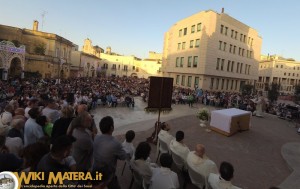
xmin=162 ymin=9 xmax=262 ymax=91
xmin=0 ymin=21 xmax=75 ymax=79
xmin=257 ymin=55 xmax=300 ymax=94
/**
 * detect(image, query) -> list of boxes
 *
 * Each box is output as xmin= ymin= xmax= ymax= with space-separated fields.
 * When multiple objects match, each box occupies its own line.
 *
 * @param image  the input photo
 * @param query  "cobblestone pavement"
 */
xmin=90 ymin=97 xmax=300 ymax=189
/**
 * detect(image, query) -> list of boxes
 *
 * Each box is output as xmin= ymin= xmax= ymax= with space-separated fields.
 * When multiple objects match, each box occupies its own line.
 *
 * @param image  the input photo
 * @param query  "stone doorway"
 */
xmin=9 ymin=57 xmax=22 ymax=78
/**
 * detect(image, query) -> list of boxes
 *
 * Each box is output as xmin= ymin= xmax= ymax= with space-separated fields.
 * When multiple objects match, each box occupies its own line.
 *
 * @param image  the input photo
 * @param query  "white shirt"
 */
xmin=24 ymin=107 xmax=31 ymax=118
xmin=24 ymin=118 xmax=44 ymax=146
xmin=5 ymin=137 xmax=23 ymax=157
xmin=169 ymin=140 xmax=190 ymax=162
xmin=122 ymin=140 xmax=135 ymax=160
xmin=158 ymin=130 xmax=174 ymax=147
xmin=186 ymin=151 xmax=218 ymax=182
xmin=149 ymin=167 xmax=179 ymax=189
xmin=208 ymin=173 xmax=242 ymax=189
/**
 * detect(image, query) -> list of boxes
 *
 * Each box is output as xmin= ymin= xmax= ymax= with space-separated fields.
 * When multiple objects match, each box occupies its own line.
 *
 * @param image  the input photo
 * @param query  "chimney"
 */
xmin=221 ymin=8 xmax=224 ymax=13
xmin=33 ymin=20 xmax=39 ymax=31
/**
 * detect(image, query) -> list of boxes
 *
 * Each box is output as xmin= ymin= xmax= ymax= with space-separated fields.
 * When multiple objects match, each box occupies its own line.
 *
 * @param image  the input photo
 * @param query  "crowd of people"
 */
xmin=0 ymin=76 xmax=284 ymax=189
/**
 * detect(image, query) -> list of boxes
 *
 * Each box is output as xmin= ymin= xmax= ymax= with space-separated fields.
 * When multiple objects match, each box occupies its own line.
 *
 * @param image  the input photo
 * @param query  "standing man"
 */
xmin=93 ymin=116 xmax=127 ymax=189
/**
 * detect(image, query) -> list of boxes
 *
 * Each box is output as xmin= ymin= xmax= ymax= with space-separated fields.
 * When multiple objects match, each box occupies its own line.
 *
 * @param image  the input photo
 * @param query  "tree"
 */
xmin=268 ymin=83 xmax=280 ymax=103
xmin=241 ymin=84 xmax=254 ymax=96
xmin=34 ymin=43 xmax=46 ymax=55
xmin=294 ymin=84 xmax=300 ymax=104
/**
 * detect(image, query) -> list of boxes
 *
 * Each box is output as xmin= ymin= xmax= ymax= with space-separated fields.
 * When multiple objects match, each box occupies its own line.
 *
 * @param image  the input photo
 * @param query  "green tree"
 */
xmin=34 ymin=43 xmax=46 ymax=55
xmin=268 ymin=83 xmax=280 ymax=103
xmin=294 ymin=84 xmax=300 ymax=103
xmin=241 ymin=84 xmax=254 ymax=96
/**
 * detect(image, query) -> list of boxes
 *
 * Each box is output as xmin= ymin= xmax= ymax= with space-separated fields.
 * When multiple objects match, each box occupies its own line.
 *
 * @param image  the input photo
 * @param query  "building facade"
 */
xmin=82 ymin=38 xmax=162 ymax=78
xmin=0 ymin=21 xmax=75 ymax=79
xmin=257 ymin=55 xmax=300 ymax=94
xmin=162 ymin=9 xmax=262 ymax=91
xmin=70 ymin=51 xmax=102 ymax=78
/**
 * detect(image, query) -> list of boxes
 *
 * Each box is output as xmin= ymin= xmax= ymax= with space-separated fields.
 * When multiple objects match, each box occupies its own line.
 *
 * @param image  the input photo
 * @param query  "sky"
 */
xmin=1 ymin=0 xmax=300 ymax=60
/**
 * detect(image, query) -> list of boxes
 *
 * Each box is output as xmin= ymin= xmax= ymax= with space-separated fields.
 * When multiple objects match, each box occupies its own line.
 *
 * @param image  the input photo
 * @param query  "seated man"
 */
xmin=186 ymin=144 xmax=218 ymax=185
xmin=208 ymin=161 xmax=242 ymax=189
xmin=149 ymin=153 xmax=179 ymax=189
xmin=169 ymin=131 xmax=190 ymax=167
xmin=158 ymin=122 xmax=174 ymax=148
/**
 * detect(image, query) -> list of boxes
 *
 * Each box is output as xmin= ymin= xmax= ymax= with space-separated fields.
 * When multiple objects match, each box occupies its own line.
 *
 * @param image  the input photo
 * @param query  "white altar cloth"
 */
xmin=210 ymin=108 xmax=251 ymax=135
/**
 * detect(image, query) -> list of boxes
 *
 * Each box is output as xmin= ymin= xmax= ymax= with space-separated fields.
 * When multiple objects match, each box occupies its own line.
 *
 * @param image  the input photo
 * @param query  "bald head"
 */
xmin=195 ymin=144 xmax=205 ymax=158
xmin=77 ymin=104 xmax=88 ymax=114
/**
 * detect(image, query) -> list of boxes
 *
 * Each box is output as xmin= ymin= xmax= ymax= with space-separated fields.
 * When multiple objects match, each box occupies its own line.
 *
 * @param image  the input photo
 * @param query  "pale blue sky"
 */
xmin=1 ymin=0 xmax=299 ymax=60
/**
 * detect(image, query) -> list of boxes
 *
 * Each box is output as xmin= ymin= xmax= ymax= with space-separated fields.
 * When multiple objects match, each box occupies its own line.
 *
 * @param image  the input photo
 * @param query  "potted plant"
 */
xmin=197 ymin=108 xmax=210 ymax=127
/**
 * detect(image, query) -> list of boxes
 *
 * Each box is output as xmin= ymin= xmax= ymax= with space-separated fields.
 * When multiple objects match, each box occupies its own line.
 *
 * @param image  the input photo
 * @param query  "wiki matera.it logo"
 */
xmin=0 ymin=172 xmax=18 ymax=189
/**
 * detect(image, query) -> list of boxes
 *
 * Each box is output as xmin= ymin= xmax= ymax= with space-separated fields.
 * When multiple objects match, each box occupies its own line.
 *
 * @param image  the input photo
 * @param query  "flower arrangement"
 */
xmin=197 ymin=108 xmax=210 ymax=121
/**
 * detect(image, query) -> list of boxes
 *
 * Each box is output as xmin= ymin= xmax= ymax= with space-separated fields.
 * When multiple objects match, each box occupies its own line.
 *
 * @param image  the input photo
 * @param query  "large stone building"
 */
xmin=162 ymin=9 xmax=262 ymax=91
xmin=0 ymin=21 xmax=75 ymax=79
xmin=257 ymin=55 xmax=300 ymax=94
xmin=82 ymin=38 xmax=162 ymax=78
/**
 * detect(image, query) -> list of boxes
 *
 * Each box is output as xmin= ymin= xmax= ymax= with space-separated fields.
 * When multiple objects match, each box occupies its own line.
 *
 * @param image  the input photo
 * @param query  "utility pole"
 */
xmin=41 ymin=11 xmax=48 ymax=31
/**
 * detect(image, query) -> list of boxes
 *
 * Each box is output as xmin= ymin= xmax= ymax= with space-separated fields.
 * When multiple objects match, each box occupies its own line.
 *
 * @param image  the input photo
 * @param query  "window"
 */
xmin=240 ymin=34 xmax=243 ymax=41
xmin=248 ymin=65 xmax=250 ymax=74
xmin=195 ymin=77 xmax=199 ymax=87
xmin=226 ymin=79 xmax=229 ymax=90
xmin=197 ymin=23 xmax=202 ymax=31
xmin=176 ymin=75 xmax=180 ymax=84
xmin=210 ymin=78 xmax=214 ymax=89
xmin=183 ymin=28 xmax=187 ymax=35
xmin=176 ymin=57 xmax=180 ymax=67
xmin=193 ymin=56 xmax=198 ymax=67
xmin=112 ymin=64 xmax=116 ymax=69
xmin=221 ymin=79 xmax=224 ymax=90
xmin=227 ymin=61 xmax=231 ymax=72
xmin=177 ymin=43 xmax=181 ymax=50
xmin=288 ymin=73 xmax=290 ymax=76
xmin=188 ymin=56 xmax=192 ymax=67
xmin=229 ymin=44 xmax=232 ymax=53
xmin=118 ymin=65 xmax=120 ymax=69
xmin=181 ymin=76 xmax=185 ymax=86
xmin=245 ymin=64 xmax=247 ymax=74
xmin=239 ymin=48 xmax=241 ymax=56
xmin=237 ymin=62 xmax=240 ymax=73
xmin=233 ymin=46 xmax=236 ymax=54
xmin=231 ymin=61 xmax=234 ymax=72
xmin=240 ymin=63 xmax=243 ymax=73
xmin=223 ymin=42 xmax=226 ymax=51
xmin=180 ymin=57 xmax=184 ymax=67
xmin=243 ymin=35 xmax=246 ymax=43
xmin=188 ymin=76 xmax=192 ymax=87
xmin=248 ymin=37 xmax=251 ymax=44
xmin=235 ymin=80 xmax=238 ymax=90
xmin=242 ymin=49 xmax=245 ymax=56
xmin=191 ymin=25 xmax=195 ymax=33
xmin=231 ymin=80 xmax=234 ymax=90
xmin=216 ymin=58 xmax=220 ymax=70
xmin=190 ymin=40 xmax=194 ymax=48
xmin=225 ymin=27 xmax=228 ymax=35
xmin=284 ymin=73 xmax=286 ymax=76
xmin=219 ymin=41 xmax=222 ymax=50
xmin=132 ymin=66 xmax=135 ymax=70
xmin=235 ymin=31 xmax=238 ymax=39
xmin=250 ymin=51 xmax=252 ymax=58
xmin=276 ymin=65 xmax=278 ymax=68
xmin=231 ymin=30 xmax=234 ymax=38
xmin=182 ymin=42 xmax=186 ymax=50
xmin=221 ymin=59 xmax=224 ymax=70
xmin=179 ymin=29 xmax=182 ymax=37
xmin=216 ymin=78 xmax=219 ymax=90
xmin=220 ymin=25 xmax=224 ymax=34
xmin=195 ymin=39 xmax=200 ymax=47
xmin=281 ymin=65 xmax=283 ymax=68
